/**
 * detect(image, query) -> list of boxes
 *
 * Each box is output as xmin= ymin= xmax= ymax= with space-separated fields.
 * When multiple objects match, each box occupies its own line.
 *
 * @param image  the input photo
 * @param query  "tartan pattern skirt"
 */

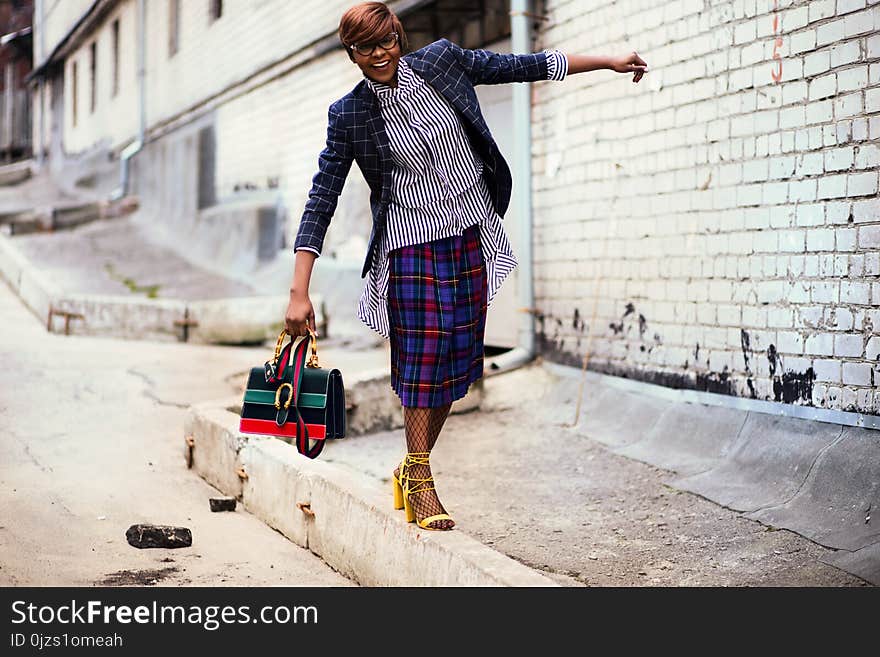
xmin=388 ymin=222 xmax=488 ymax=408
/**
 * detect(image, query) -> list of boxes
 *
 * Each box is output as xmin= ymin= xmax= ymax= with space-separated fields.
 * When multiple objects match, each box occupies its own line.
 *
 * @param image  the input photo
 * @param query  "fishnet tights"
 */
xmin=394 ymin=402 xmax=454 ymax=530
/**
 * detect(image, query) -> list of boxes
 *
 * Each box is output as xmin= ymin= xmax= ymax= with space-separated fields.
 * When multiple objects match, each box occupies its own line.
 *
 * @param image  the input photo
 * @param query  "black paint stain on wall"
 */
xmin=572 ymin=308 xmax=586 ymax=332
xmin=696 ymin=366 xmax=735 ymax=395
xmin=773 ymin=368 xmax=816 ymax=404
xmin=767 ymin=344 xmax=779 ymax=377
xmin=741 ymin=329 xmax=757 ymax=398
xmin=536 ymin=317 xmax=820 ymax=409
xmin=740 ymin=330 xmax=752 ymax=373
xmin=609 ymin=302 xmax=656 ymax=344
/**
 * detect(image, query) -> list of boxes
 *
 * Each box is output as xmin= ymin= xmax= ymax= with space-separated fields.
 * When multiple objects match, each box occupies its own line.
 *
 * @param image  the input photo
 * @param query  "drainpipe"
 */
xmin=488 ymin=0 xmax=537 ymax=373
xmin=112 ymin=0 xmax=145 ymax=200
xmin=35 ymin=0 xmax=45 ymax=168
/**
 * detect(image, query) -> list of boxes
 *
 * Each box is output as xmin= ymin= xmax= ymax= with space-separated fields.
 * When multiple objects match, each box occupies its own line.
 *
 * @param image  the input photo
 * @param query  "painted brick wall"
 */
xmin=532 ymin=0 xmax=880 ymax=414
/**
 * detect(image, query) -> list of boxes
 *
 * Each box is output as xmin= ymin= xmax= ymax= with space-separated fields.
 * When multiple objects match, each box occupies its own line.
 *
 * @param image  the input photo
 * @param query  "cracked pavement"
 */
xmin=0 ymin=280 xmax=354 ymax=587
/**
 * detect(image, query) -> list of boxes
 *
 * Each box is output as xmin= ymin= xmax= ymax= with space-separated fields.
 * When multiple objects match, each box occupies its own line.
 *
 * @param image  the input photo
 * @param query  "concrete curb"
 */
xmin=0 ymin=159 xmax=33 ymax=186
xmin=184 ymin=398 xmax=558 ymax=587
xmin=0 ymin=231 xmax=301 ymax=344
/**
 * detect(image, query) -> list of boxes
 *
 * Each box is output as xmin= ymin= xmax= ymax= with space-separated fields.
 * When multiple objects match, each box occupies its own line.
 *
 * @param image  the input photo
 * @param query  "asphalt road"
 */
xmin=0 ymin=281 xmax=354 ymax=587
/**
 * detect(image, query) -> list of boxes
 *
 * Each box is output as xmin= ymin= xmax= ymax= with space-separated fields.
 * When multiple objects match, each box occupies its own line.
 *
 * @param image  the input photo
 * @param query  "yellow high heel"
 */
xmin=400 ymin=452 xmax=454 ymax=530
xmin=392 ymin=458 xmax=407 ymax=510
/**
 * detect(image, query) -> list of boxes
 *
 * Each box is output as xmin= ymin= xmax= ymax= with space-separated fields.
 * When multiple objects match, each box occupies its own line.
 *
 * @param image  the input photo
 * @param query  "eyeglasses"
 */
xmin=349 ymin=32 xmax=399 ymax=57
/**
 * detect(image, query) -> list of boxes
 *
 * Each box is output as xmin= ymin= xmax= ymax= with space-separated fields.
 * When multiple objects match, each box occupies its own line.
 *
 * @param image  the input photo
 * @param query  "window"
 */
xmin=89 ymin=41 xmax=97 ymax=112
xmin=209 ymin=0 xmax=223 ymax=22
xmin=112 ymin=19 xmax=120 ymax=97
xmin=169 ymin=0 xmax=180 ymax=57
xmin=72 ymin=61 xmax=78 ymax=126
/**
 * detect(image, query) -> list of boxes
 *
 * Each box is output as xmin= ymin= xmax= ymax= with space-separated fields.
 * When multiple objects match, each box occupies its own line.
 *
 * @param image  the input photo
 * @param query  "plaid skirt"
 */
xmin=388 ymin=222 xmax=488 ymax=408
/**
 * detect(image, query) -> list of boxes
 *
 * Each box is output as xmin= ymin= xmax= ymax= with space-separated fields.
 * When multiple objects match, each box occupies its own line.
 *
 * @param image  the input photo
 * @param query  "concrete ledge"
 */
xmin=184 ymin=403 xmax=246 ymax=498
xmin=0 ymin=232 xmax=308 ymax=344
xmin=19 ymin=265 xmax=62 ymax=324
xmin=0 ymin=159 xmax=33 ymax=186
xmin=185 ymin=400 xmax=558 ymax=587
xmin=342 ymin=367 xmax=402 ymax=436
xmin=0 ymin=234 xmax=26 ymax=291
xmin=54 ymin=294 xmax=185 ymax=341
xmin=188 ymin=295 xmax=287 ymax=344
xmin=240 ymin=437 xmax=311 ymax=548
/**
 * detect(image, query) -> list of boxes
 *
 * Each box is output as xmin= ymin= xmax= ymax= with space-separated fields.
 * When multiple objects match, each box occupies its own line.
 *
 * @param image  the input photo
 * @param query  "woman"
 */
xmin=285 ymin=1 xmax=647 ymax=530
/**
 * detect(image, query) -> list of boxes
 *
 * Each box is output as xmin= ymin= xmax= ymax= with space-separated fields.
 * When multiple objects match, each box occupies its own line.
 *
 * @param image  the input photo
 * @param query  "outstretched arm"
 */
xmin=565 ymin=51 xmax=648 ymax=83
xmin=445 ymin=38 xmax=647 ymax=85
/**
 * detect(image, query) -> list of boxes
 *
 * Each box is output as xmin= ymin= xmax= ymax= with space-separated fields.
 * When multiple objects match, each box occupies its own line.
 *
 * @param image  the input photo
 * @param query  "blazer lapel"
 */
xmin=355 ymin=83 xmax=393 ymax=204
xmin=406 ymin=55 xmax=469 ymax=117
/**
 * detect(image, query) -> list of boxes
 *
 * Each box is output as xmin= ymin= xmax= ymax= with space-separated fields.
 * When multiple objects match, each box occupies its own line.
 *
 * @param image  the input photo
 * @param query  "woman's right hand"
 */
xmin=285 ymin=289 xmax=317 ymax=337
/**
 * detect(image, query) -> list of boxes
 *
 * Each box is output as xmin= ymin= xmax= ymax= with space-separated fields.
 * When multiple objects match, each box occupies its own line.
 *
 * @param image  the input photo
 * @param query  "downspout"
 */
xmin=112 ymin=0 xmax=145 ymax=199
xmin=488 ymin=0 xmax=536 ymax=372
xmin=35 ymin=0 xmax=45 ymax=167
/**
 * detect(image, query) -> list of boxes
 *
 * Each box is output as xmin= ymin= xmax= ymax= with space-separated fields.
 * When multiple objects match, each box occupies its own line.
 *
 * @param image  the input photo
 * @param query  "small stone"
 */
xmin=209 ymin=497 xmax=237 ymax=512
xmin=125 ymin=524 xmax=192 ymax=549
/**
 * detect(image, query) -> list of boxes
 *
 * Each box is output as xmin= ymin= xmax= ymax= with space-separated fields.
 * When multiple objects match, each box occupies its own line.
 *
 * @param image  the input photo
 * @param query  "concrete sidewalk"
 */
xmin=188 ymin=345 xmax=875 ymax=586
xmin=2 ymin=166 xmax=874 ymax=586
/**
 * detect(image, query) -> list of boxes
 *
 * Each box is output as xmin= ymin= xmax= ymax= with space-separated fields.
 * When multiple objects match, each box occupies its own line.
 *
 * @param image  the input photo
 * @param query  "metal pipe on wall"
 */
xmin=113 ymin=0 xmax=146 ymax=199
xmin=34 ymin=0 xmax=45 ymax=167
xmin=488 ymin=0 xmax=536 ymax=373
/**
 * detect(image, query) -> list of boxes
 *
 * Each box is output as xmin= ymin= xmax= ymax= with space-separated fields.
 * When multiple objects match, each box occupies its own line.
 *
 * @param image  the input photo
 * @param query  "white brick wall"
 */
xmin=535 ymin=0 xmax=880 ymax=414
xmin=34 ymin=0 xmax=880 ymax=414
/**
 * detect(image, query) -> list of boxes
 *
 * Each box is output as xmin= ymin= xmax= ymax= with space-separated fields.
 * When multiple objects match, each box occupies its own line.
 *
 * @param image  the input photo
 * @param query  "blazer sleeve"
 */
xmin=293 ymin=103 xmax=355 ymax=256
xmin=441 ymin=37 xmax=556 ymax=86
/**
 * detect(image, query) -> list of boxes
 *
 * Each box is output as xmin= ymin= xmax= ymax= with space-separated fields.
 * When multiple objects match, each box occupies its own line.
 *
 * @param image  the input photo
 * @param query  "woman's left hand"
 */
xmin=610 ymin=52 xmax=648 ymax=82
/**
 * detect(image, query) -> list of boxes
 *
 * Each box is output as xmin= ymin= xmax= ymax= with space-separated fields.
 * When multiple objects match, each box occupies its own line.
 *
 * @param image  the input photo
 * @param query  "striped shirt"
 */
xmin=299 ymin=49 xmax=567 ymax=339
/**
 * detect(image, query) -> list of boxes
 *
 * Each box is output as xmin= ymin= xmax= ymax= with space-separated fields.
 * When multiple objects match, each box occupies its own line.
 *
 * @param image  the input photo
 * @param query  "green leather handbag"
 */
xmin=239 ymin=328 xmax=345 ymax=458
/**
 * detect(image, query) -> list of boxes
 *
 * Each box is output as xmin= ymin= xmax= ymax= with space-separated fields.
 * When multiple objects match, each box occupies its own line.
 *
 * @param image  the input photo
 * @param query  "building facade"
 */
xmin=28 ymin=0 xmax=880 ymax=415
xmin=0 ymin=0 xmax=33 ymax=162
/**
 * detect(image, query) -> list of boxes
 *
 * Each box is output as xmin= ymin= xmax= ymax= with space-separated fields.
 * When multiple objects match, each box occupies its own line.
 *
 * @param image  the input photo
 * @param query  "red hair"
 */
xmin=339 ymin=2 xmax=408 ymax=60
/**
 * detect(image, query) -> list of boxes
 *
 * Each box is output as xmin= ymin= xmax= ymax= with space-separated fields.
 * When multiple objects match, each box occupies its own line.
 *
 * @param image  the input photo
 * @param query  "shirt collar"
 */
xmin=365 ymin=58 xmax=417 ymax=105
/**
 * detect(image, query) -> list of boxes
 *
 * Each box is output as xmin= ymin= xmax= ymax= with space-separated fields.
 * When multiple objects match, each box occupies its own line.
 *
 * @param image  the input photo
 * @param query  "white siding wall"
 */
xmin=38 ymin=0 xmax=94 ymax=65
xmin=62 ymin=0 xmax=139 ymax=154
xmin=143 ymin=0 xmax=346 ymax=131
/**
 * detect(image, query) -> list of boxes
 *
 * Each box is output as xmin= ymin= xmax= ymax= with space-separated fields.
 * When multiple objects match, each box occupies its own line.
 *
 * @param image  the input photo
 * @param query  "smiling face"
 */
xmin=351 ymin=33 xmax=402 ymax=87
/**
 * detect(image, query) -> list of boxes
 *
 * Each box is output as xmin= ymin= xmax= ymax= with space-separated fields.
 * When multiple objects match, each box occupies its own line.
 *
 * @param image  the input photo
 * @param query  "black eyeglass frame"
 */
xmin=349 ymin=32 xmax=399 ymax=57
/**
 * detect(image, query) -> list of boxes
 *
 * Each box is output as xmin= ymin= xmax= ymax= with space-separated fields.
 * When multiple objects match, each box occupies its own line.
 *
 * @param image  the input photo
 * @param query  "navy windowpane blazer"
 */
xmin=293 ymin=38 xmax=552 ymax=279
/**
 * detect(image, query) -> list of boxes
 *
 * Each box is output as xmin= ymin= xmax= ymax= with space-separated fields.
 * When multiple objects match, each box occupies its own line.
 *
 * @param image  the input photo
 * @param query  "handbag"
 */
xmin=239 ymin=327 xmax=345 ymax=459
